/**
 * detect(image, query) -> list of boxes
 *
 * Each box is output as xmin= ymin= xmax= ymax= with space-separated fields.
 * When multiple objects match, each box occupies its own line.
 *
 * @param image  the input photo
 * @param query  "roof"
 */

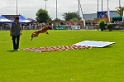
xmin=2 ymin=15 xmax=20 ymax=20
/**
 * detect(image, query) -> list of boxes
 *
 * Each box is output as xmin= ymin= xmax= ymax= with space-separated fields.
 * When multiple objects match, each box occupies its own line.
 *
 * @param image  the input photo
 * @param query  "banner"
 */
xmin=53 ymin=26 xmax=66 ymax=30
xmin=97 ymin=11 xmax=108 ymax=18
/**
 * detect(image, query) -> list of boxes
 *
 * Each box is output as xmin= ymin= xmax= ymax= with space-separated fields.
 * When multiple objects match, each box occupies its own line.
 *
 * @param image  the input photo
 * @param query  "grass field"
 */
xmin=0 ymin=30 xmax=124 ymax=82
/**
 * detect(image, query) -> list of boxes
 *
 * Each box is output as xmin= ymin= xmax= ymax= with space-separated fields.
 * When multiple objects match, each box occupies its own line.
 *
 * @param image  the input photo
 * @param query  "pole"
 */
xmin=78 ymin=0 xmax=80 ymax=19
xmin=16 ymin=0 xmax=18 ymax=15
xmin=122 ymin=11 xmax=124 ymax=21
xmin=45 ymin=1 xmax=47 ymax=10
xmin=44 ymin=0 xmax=48 ymax=10
xmin=119 ymin=0 xmax=121 ymax=7
xmin=56 ymin=0 xmax=57 ymax=19
xmin=97 ymin=0 xmax=99 ymax=11
xmin=107 ymin=0 xmax=110 ymax=22
xmin=78 ymin=0 xmax=83 ymax=19
xmin=101 ymin=0 xmax=103 ymax=11
xmin=78 ymin=0 xmax=85 ymax=27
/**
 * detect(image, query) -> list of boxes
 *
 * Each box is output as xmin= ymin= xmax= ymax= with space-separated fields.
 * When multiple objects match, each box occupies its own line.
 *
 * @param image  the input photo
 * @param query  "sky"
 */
xmin=0 ymin=0 xmax=124 ymax=20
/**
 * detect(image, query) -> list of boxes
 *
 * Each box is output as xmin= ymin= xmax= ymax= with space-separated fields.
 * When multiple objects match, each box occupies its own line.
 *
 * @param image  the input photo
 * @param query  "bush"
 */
xmin=98 ymin=20 xmax=106 ymax=31
xmin=107 ymin=23 xmax=113 ymax=31
xmin=107 ymin=23 xmax=112 ymax=29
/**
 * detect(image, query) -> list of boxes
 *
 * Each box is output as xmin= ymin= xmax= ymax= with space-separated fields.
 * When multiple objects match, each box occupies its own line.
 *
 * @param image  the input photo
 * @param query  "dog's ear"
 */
xmin=48 ymin=22 xmax=52 ymax=25
xmin=47 ymin=22 xmax=52 ymax=26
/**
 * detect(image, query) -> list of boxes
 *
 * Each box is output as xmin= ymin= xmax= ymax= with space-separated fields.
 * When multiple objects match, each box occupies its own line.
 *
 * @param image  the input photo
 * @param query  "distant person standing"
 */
xmin=10 ymin=17 xmax=22 ymax=50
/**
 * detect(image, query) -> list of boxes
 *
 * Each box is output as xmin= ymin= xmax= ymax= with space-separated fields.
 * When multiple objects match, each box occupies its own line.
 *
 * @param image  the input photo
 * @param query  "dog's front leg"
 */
xmin=46 ymin=32 xmax=49 ymax=35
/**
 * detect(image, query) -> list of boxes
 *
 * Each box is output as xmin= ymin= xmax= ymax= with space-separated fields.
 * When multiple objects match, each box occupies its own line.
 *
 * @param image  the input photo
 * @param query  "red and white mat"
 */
xmin=22 ymin=45 xmax=92 ymax=52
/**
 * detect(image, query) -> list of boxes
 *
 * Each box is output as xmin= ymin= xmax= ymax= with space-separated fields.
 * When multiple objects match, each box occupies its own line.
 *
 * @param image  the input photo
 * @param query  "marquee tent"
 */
xmin=0 ymin=16 xmax=12 ymax=23
xmin=19 ymin=15 xmax=31 ymax=22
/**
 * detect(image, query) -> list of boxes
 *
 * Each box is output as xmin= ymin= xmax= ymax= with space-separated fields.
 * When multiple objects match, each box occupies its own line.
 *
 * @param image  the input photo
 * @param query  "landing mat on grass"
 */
xmin=23 ymin=45 xmax=92 ymax=52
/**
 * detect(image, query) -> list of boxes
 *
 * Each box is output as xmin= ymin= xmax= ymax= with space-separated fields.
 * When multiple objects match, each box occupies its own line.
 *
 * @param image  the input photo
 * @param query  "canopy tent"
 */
xmin=19 ymin=15 xmax=31 ymax=23
xmin=112 ymin=16 xmax=122 ymax=23
xmin=0 ymin=16 xmax=12 ymax=23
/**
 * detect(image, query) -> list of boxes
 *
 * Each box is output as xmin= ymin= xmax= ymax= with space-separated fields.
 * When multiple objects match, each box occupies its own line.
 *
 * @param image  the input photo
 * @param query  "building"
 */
xmin=83 ymin=11 xmax=120 ymax=23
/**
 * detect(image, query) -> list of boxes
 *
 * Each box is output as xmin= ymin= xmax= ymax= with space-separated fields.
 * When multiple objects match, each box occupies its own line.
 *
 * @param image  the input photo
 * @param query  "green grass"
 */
xmin=0 ymin=30 xmax=124 ymax=82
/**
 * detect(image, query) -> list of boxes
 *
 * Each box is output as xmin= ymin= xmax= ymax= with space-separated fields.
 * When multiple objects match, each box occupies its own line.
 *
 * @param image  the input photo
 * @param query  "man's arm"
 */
xmin=20 ymin=24 xmax=22 ymax=35
xmin=10 ymin=26 xmax=12 ymax=36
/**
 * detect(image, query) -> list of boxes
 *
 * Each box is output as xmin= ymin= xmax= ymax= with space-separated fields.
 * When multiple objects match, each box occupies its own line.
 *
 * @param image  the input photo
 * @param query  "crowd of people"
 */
xmin=0 ymin=21 xmax=82 ymax=30
xmin=1 ymin=20 xmax=124 ymax=31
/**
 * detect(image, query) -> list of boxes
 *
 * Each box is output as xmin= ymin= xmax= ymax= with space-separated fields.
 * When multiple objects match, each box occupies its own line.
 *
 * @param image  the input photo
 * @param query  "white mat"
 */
xmin=73 ymin=40 xmax=115 ymax=48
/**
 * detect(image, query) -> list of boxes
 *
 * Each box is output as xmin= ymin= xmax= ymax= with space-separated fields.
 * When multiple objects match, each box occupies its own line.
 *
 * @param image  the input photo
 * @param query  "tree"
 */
xmin=70 ymin=17 xmax=78 ymax=22
xmin=116 ymin=6 xmax=124 ymax=16
xmin=53 ymin=18 xmax=61 ymax=22
xmin=62 ymin=12 xmax=81 ymax=21
xmin=36 ymin=8 xmax=50 ymax=23
xmin=99 ymin=20 xmax=106 ymax=31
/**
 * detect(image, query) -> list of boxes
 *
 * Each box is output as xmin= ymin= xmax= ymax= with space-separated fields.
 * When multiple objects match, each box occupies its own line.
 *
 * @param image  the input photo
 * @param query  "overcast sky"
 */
xmin=0 ymin=0 xmax=124 ymax=19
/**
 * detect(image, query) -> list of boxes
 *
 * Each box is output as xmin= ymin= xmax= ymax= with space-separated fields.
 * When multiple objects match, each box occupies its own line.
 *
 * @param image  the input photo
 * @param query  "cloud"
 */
xmin=0 ymin=0 xmax=124 ymax=19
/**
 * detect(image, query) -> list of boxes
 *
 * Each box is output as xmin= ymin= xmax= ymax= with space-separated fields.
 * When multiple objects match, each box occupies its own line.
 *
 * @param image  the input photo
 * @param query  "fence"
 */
xmin=0 ymin=23 xmax=124 ymax=30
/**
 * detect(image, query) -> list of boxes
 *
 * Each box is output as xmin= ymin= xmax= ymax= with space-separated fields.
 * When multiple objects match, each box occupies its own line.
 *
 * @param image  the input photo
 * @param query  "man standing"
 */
xmin=10 ymin=17 xmax=22 ymax=51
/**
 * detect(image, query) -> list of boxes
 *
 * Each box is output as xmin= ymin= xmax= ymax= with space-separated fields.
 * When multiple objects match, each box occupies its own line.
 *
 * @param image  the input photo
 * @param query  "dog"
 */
xmin=31 ymin=24 xmax=52 ymax=40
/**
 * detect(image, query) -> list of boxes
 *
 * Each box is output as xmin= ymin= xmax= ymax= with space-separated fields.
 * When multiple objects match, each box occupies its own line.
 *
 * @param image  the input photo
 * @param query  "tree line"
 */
xmin=36 ymin=6 xmax=124 ymax=23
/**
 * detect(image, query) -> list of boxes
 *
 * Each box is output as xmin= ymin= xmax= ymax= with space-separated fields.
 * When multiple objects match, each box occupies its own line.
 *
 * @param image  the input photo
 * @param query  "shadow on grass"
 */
xmin=7 ymin=50 xmax=18 ymax=52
